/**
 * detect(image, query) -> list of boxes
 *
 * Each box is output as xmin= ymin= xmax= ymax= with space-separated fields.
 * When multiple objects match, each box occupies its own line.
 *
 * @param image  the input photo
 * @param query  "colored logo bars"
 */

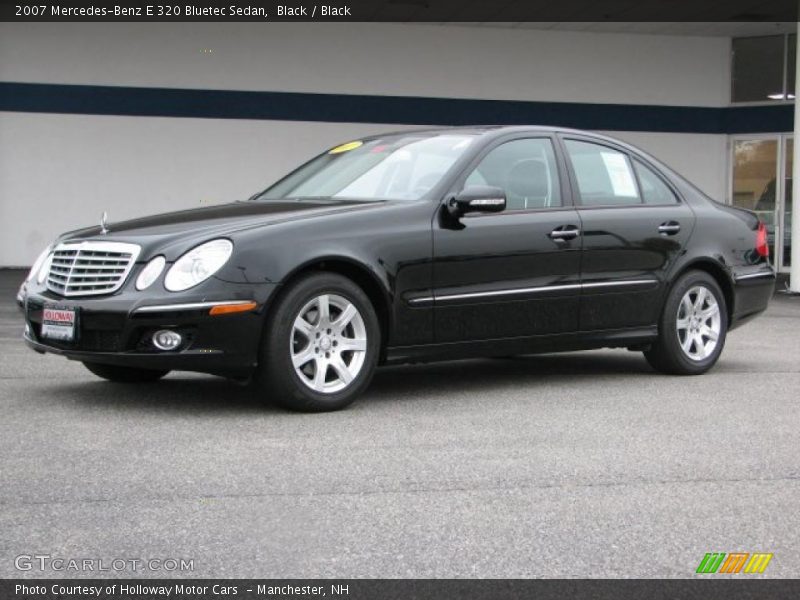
xmin=696 ymin=552 xmax=773 ymax=574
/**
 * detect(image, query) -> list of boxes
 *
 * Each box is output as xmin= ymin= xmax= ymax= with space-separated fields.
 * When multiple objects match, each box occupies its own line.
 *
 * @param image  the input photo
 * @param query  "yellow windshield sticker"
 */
xmin=329 ymin=141 xmax=363 ymax=154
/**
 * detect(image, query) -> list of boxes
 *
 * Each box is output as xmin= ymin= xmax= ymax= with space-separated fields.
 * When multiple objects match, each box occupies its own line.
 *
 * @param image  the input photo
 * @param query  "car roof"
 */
xmin=360 ymin=125 xmax=625 ymax=144
xmin=352 ymin=124 xmax=667 ymax=170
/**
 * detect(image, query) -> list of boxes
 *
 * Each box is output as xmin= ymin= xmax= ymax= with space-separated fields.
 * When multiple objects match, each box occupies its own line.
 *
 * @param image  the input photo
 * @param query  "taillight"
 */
xmin=756 ymin=221 xmax=769 ymax=258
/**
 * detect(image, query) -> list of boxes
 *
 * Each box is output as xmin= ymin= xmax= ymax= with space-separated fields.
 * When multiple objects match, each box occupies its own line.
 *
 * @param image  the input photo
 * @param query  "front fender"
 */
xmin=216 ymin=202 xmax=437 ymax=347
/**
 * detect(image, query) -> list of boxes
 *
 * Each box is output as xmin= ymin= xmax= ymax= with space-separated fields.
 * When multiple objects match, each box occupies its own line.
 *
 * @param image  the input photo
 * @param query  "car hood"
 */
xmin=59 ymin=199 xmax=381 ymax=256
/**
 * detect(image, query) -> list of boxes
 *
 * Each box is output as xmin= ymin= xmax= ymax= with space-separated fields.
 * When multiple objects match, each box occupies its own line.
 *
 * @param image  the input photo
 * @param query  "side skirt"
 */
xmin=384 ymin=326 xmax=659 ymax=365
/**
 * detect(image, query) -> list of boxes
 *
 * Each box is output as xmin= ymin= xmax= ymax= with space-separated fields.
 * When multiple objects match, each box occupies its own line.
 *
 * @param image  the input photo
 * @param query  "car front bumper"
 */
xmin=19 ymin=279 xmax=279 ymax=377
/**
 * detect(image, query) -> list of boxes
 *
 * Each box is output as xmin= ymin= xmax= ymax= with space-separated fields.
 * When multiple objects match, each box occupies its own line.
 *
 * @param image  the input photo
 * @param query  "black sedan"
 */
xmin=18 ymin=126 xmax=776 ymax=411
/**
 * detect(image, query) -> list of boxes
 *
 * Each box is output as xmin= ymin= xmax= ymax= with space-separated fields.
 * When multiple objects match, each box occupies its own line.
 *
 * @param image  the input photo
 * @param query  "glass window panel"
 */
xmin=732 ymin=139 xmax=778 ymax=260
xmin=564 ymin=140 xmax=641 ymax=206
xmin=464 ymin=138 xmax=562 ymax=211
xmin=633 ymin=160 xmax=678 ymax=205
xmin=257 ymin=134 xmax=474 ymax=201
xmin=732 ymin=36 xmax=786 ymax=102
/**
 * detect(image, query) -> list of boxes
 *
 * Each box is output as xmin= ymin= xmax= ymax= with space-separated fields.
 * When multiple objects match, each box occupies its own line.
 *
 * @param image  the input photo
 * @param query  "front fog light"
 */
xmin=136 ymin=256 xmax=166 ymax=291
xmin=152 ymin=329 xmax=182 ymax=351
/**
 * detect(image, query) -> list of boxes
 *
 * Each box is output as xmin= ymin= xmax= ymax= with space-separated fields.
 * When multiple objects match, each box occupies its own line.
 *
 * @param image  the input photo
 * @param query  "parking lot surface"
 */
xmin=1 ymin=270 xmax=798 ymax=578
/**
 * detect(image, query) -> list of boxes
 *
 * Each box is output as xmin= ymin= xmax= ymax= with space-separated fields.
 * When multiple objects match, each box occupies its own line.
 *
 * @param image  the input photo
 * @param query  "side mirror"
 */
xmin=447 ymin=186 xmax=506 ymax=217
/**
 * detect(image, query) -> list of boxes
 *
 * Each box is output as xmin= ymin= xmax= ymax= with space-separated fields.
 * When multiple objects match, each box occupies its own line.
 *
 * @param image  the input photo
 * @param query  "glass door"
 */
xmin=731 ymin=134 xmax=793 ymax=271
xmin=732 ymin=137 xmax=779 ymax=261
xmin=782 ymin=137 xmax=793 ymax=269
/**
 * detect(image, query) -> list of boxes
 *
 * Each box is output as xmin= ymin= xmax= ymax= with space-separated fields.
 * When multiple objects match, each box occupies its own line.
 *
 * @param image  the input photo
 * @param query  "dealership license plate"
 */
xmin=41 ymin=305 xmax=77 ymax=342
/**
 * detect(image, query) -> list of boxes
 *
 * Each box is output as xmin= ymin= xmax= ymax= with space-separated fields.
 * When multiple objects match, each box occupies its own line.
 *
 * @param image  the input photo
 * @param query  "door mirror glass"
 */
xmin=448 ymin=186 xmax=507 ymax=216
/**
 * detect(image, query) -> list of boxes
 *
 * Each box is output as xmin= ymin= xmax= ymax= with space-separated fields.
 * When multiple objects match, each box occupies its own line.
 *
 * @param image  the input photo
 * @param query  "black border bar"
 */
xmin=1 ymin=0 xmax=798 ymax=22
xmin=3 ymin=579 xmax=800 ymax=600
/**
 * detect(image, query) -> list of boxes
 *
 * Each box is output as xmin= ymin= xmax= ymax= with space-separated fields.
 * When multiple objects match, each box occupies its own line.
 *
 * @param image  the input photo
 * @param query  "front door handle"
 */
xmin=549 ymin=225 xmax=580 ymax=241
xmin=658 ymin=221 xmax=681 ymax=235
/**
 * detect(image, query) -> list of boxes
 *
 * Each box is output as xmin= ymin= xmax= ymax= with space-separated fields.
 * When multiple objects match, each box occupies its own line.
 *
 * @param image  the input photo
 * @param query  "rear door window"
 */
xmin=564 ymin=139 xmax=642 ymax=206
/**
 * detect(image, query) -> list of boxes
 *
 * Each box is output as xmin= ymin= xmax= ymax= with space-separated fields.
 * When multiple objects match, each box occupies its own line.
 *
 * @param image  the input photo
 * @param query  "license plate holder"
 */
xmin=41 ymin=305 xmax=78 ymax=342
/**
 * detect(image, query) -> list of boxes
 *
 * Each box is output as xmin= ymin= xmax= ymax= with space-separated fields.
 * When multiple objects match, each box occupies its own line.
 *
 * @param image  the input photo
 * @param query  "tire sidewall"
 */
xmin=262 ymin=273 xmax=380 ymax=411
xmin=660 ymin=271 xmax=728 ymax=374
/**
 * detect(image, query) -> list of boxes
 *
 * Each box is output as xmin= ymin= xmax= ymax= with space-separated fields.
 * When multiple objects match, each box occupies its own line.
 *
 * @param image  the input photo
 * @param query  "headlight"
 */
xmin=136 ymin=255 xmax=166 ymax=291
xmin=164 ymin=239 xmax=233 ymax=292
xmin=37 ymin=253 xmax=54 ymax=284
xmin=27 ymin=245 xmax=52 ymax=282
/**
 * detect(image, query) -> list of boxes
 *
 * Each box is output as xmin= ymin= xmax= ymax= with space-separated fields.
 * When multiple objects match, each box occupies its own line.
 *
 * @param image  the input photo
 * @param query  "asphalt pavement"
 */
xmin=1 ymin=269 xmax=798 ymax=578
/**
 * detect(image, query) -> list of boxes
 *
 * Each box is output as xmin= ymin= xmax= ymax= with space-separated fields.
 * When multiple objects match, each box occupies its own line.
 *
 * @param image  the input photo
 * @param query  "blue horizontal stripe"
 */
xmin=0 ymin=81 xmax=793 ymax=134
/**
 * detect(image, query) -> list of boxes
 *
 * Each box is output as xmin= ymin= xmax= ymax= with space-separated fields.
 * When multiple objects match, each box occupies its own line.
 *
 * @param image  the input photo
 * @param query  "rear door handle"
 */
xmin=549 ymin=225 xmax=580 ymax=241
xmin=658 ymin=221 xmax=681 ymax=235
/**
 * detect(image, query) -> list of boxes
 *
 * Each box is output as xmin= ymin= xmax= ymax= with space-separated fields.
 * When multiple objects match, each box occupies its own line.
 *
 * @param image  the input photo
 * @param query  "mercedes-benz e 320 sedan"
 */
xmin=18 ymin=127 xmax=775 ymax=411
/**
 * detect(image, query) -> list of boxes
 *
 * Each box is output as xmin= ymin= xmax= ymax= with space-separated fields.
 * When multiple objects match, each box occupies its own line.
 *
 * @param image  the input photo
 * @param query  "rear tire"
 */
xmin=82 ymin=362 xmax=169 ymax=383
xmin=256 ymin=272 xmax=380 ymax=412
xmin=644 ymin=270 xmax=727 ymax=375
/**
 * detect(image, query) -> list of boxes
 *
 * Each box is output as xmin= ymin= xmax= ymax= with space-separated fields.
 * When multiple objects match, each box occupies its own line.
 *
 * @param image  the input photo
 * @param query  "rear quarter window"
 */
xmin=633 ymin=159 xmax=679 ymax=205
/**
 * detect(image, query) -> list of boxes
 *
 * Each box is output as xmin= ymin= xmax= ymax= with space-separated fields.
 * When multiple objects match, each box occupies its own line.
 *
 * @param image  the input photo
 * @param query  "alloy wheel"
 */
xmin=290 ymin=293 xmax=368 ymax=393
xmin=675 ymin=285 xmax=721 ymax=361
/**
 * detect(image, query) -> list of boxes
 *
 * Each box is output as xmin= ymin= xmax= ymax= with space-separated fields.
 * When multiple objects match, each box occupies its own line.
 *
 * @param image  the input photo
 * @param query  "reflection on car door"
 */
xmin=561 ymin=136 xmax=696 ymax=331
xmin=431 ymin=136 xmax=582 ymax=343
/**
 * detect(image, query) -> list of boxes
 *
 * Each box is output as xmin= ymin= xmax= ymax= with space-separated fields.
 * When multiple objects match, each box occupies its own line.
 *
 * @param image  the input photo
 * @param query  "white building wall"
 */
xmin=0 ymin=23 xmax=731 ymax=266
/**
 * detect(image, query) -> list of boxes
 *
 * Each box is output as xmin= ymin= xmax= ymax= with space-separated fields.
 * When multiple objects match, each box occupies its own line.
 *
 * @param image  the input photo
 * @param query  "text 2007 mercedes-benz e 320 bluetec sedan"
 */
xmin=18 ymin=126 xmax=775 ymax=411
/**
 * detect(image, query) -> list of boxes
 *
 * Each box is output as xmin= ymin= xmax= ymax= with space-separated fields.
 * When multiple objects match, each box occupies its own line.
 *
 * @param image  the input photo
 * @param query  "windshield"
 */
xmin=253 ymin=134 xmax=475 ymax=201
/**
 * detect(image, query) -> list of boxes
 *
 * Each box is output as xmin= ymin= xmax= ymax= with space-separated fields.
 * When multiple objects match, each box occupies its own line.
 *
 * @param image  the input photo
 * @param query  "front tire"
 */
xmin=257 ymin=272 xmax=380 ymax=412
xmin=82 ymin=362 xmax=169 ymax=383
xmin=644 ymin=270 xmax=727 ymax=375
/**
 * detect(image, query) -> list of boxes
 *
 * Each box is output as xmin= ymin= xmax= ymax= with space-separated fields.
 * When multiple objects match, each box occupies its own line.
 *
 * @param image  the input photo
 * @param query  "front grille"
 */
xmin=46 ymin=241 xmax=141 ymax=297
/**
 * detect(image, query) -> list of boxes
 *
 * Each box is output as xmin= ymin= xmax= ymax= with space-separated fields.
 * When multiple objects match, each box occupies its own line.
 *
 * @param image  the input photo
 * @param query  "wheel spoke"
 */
xmin=338 ymin=337 xmax=367 ymax=352
xmin=334 ymin=304 xmax=358 ymax=330
xmin=312 ymin=357 xmax=328 ymax=390
xmin=676 ymin=317 xmax=690 ymax=330
xmin=329 ymin=355 xmax=354 ymax=385
xmin=317 ymin=294 xmax=331 ymax=325
xmin=679 ymin=296 xmax=692 ymax=318
xmin=699 ymin=303 xmax=718 ymax=321
xmin=700 ymin=325 xmax=718 ymax=341
xmin=293 ymin=315 xmax=315 ymax=337
xmin=693 ymin=287 xmax=707 ymax=310
xmin=693 ymin=334 xmax=707 ymax=359
xmin=292 ymin=345 xmax=316 ymax=369
xmin=681 ymin=333 xmax=693 ymax=353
